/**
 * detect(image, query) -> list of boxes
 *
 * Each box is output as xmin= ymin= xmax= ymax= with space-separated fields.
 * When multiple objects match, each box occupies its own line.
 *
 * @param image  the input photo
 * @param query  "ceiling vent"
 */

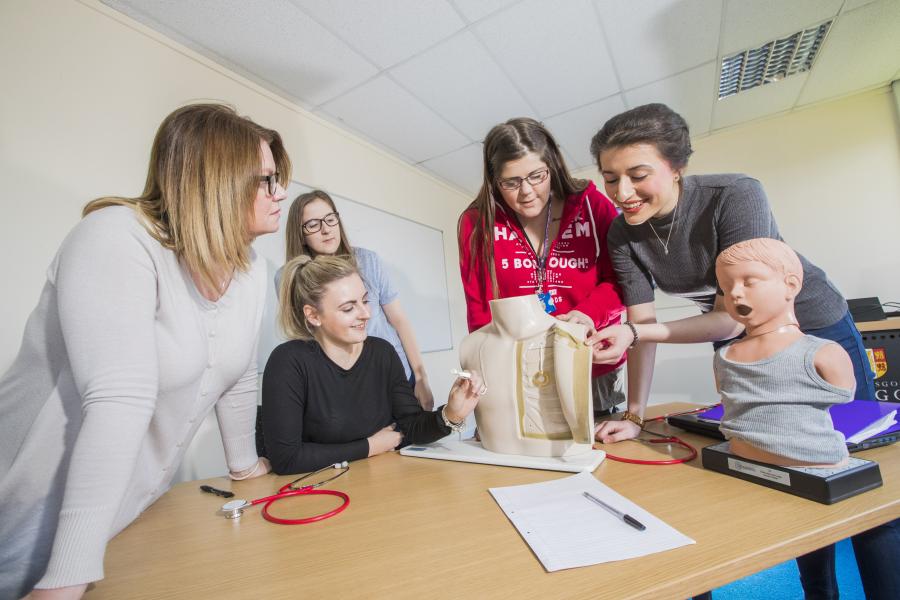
xmin=718 ymin=20 xmax=832 ymax=100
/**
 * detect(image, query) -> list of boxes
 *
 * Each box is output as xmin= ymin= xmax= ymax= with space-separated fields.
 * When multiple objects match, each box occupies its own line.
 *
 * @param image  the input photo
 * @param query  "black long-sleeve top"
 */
xmin=262 ymin=337 xmax=450 ymax=474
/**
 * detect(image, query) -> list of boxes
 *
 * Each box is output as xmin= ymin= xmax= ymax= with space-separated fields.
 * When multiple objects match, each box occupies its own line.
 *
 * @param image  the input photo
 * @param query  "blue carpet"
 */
xmin=713 ymin=539 xmax=864 ymax=599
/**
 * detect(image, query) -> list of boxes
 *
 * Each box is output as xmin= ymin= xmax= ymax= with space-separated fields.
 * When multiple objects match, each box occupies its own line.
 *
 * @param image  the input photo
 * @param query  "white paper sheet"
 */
xmin=847 ymin=410 xmax=897 ymax=444
xmin=489 ymin=471 xmax=694 ymax=572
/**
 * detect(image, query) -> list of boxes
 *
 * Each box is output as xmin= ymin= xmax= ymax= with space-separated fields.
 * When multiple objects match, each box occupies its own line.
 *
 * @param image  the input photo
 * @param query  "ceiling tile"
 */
xmin=291 ymin=0 xmax=465 ymax=69
xmin=624 ymin=61 xmax=717 ymax=136
xmin=452 ymin=0 xmax=521 ymax=23
xmin=390 ymin=31 xmax=535 ymax=140
xmin=102 ymin=0 xmax=377 ymax=106
xmin=711 ymin=72 xmax=808 ymax=130
xmin=542 ymin=95 xmax=627 ymax=169
xmin=721 ymin=0 xmax=843 ymax=55
xmin=319 ymin=75 xmax=468 ymax=162
xmin=474 ymin=0 xmax=619 ymax=117
xmin=798 ymin=0 xmax=900 ymax=106
xmin=420 ymin=143 xmax=484 ymax=195
xmin=595 ymin=0 xmax=722 ymax=90
xmin=843 ymin=0 xmax=879 ymax=10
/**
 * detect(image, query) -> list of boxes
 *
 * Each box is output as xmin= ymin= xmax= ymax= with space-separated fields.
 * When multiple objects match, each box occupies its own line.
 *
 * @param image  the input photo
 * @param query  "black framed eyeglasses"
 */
xmin=259 ymin=173 xmax=281 ymax=196
xmin=498 ymin=167 xmax=550 ymax=191
xmin=302 ymin=212 xmax=340 ymax=234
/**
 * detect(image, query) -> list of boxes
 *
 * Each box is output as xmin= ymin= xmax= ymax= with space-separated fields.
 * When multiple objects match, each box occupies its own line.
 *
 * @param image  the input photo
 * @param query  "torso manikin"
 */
xmin=460 ymin=295 xmax=594 ymax=457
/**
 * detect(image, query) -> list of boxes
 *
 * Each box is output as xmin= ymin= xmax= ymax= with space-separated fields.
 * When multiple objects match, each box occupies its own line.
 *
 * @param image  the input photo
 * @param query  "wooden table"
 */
xmin=89 ymin=404 xmax=900 ymax=600
xmin=856 ymin=316 xmax=900 ymax=332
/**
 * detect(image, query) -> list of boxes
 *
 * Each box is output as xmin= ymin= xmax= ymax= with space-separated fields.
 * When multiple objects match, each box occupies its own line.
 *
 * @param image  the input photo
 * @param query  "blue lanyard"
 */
xmin=535 ymin=197 xmax=553 ymax=292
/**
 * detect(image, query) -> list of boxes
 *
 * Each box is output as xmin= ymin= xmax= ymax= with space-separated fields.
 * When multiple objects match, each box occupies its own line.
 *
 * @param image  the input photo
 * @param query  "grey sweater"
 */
xmin=715 ymin=335 xmax=852 ymax=464
xmin=607 ymin=174 xmax=847 ymax=329
xmin=0 ymin=207 xmax=264 ymax=596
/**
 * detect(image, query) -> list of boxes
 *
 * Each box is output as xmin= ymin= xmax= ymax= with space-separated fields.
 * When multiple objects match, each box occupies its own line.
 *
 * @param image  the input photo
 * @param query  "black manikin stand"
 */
xmin=702 ymin=442 xmax=882 ymax=504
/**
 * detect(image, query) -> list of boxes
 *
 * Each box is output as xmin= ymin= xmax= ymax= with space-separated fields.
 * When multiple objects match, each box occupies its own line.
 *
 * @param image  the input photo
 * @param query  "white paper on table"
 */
xmin=489 ymin=471 xmax=694 ymax=572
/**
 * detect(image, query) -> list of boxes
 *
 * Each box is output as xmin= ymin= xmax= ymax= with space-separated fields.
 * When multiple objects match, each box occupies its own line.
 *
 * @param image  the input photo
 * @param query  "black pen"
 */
xmin=582 ymin=491 xmax=646 ymax=531
xmin=200 ymin=485 xmax=234 ymax=498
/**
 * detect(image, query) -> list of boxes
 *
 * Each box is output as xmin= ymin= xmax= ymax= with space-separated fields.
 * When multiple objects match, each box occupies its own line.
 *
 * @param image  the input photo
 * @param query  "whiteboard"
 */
xmin=252 ymin=181 xmax=453 ymax=372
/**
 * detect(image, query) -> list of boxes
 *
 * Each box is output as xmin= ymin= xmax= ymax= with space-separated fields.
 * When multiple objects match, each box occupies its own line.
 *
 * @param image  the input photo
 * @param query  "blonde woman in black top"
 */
xmin=262 ymin=255 xmax=484 ymax=474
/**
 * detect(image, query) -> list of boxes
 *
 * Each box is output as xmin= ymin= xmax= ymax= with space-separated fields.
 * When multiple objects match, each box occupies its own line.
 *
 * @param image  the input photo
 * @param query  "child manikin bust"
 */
xmin=714 ymin=238 xmax=854 ymax=468
xmin=459 ymin=295 xmax=594 ymax=457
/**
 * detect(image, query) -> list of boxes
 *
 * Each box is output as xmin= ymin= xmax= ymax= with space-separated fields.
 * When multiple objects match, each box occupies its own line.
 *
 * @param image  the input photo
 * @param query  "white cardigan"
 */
xmin=0 ymin=206 xmax=264 ymax=595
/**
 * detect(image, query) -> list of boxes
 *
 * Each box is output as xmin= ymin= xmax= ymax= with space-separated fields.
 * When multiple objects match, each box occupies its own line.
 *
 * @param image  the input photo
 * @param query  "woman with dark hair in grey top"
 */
xmin=587 ymin=103 xmax=895 ymax=600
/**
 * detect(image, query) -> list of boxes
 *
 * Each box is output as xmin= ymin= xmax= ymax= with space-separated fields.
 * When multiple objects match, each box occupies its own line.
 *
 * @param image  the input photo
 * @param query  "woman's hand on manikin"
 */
xmin=445 ymin=371 xmax=487 ymax=424
xmin=367 ymin=424 xmax=403 ymax=457
xmin=555 ymin=309 xmax=596 ymax=335
xmin=586 ymin=323 xmax=633 ymax=365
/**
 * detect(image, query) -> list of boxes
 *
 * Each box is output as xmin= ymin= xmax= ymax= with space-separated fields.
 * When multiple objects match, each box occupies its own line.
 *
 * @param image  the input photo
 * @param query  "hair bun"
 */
xmin=295 ymin=254 xmax=313 ymax=267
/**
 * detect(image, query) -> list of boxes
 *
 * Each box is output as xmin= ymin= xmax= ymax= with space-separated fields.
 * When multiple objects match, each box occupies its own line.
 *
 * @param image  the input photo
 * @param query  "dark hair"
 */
xmin=284 ymin=190 xmax=354 ymax=261
xmin=461 ymin=118 xmax=587 ymax=296
xmin=589 ymin=103 xmax=693 ymax=171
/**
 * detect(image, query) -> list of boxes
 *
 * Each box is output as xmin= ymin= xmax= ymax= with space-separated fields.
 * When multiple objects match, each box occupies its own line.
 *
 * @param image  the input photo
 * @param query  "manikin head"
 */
xmin=715 ymin=238 xmax=803 ymax=332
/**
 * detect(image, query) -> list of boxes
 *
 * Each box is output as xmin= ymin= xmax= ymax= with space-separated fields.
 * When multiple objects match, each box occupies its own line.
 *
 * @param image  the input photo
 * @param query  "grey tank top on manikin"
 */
xmin=715 ymin=335 xmax=852 ymax=464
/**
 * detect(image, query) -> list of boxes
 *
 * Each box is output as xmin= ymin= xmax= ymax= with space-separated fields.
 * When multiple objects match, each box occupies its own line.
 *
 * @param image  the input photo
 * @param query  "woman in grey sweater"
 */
xmin=587 ymin=103 xmax=894 ymax=600
xmin=0 ymin=104 xmax=289 ymax=599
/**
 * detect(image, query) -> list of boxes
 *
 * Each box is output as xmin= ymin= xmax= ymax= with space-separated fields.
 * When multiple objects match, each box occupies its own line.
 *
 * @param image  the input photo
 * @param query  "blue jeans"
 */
xmin=806 ymin=310 xmax=877 ymax=401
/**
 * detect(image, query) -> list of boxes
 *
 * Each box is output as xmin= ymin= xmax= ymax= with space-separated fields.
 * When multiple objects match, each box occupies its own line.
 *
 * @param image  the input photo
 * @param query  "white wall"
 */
xmin=574 ymin=87 xmax=900 ymax=406
xmin=0 ymin=0 xmax=472 ymax=481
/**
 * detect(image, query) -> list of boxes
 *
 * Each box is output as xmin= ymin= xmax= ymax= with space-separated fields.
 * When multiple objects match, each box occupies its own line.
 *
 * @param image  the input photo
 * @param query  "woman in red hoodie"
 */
xmin=458 ymin=118 xmax=626 ymax=412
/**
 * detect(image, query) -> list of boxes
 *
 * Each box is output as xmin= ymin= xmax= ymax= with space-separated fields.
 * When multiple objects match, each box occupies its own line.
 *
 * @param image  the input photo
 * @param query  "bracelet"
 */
xmin=621 ymin=411 xmax=645 ymax=428
xmin=441 ymin=405 xmax=466 ymax=433
xmin=623 ymin=320 xmax=639 ymax=348
xmin=229 ymin=458 xmax=263 ymax=481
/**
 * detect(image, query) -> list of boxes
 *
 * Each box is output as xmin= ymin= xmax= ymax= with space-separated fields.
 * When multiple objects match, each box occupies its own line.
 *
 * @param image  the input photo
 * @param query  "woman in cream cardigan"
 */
xmin=0 ymin=103 xmax=289 ymax=599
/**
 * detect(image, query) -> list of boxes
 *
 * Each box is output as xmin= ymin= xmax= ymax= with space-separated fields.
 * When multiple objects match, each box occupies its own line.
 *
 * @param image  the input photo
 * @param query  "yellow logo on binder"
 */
xmin=867 ymin=348 xmax=887 ymax=379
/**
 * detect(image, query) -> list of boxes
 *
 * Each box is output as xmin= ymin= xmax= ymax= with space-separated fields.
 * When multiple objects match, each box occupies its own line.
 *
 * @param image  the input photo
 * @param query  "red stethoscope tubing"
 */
xmin=603 ymin=437 xmax=698 ymax=465
xmin=250 ymin=484 xmax=350 ymax=525
xmin=599 ymin=404 xmax=717 ymax=466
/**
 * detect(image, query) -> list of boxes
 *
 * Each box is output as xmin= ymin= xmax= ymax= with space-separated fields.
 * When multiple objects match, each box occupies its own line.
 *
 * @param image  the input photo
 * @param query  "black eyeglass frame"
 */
xmin=302 ymin=211 xmax=341 ymax=234
xmin=259 ymin=173 xmax=281 ymax=196
xmin=497 ymin=167 xmax=551 ymax=191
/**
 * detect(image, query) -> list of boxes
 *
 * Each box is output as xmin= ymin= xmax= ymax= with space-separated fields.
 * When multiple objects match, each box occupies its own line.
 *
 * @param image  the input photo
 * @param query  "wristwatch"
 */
xmin=441 ymin=405 xmax=466 ymax=433
xmin=620 ymin=411 xmax=645 ymax=428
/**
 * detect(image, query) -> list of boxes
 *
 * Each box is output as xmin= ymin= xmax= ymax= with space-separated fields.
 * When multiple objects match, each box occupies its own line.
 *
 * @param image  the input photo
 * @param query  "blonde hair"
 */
xmin=84 ymin=103 xmax=291 ymax=291
xmin=284 ymin=189 xmax=354 ymax=262
xmin=278 ymin=254 xmax=360 ymax=340
xmin=716 ymin=238 xmax=804 ymax=287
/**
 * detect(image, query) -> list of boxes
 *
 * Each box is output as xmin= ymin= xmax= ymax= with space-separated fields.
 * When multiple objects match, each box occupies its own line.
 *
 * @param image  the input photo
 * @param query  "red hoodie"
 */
xmin=458 ymin=181 xmax=626 ymax=375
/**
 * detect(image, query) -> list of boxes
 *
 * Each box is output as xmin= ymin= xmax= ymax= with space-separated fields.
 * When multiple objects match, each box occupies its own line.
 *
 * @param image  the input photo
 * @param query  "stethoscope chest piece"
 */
xmin=220 ymin=499 xmax=250 ymax=519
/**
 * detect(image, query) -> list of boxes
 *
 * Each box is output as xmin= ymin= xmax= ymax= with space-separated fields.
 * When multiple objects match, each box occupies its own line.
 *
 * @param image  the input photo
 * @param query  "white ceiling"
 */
xmin=104 ymin=0 xmax=900 ymax=195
